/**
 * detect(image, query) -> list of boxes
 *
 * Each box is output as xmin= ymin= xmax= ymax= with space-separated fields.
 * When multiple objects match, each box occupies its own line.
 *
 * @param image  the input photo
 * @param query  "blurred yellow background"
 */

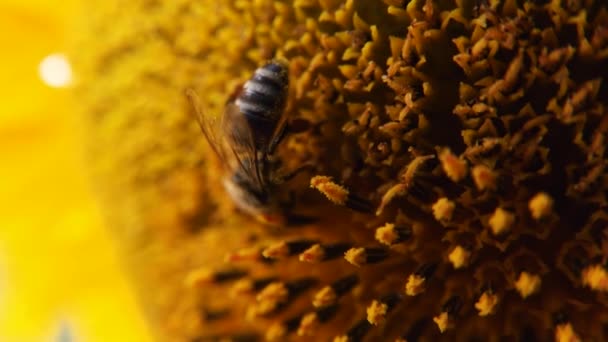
xmin=0 ymin=1 xmax=151 ymax=341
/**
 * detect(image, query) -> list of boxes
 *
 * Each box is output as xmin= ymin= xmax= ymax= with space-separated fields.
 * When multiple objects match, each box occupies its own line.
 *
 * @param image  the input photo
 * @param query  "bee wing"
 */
xmin=185 ymin=88 xmax=231 ymax=169
xmin=267 ymin=112 xmax=288 ymax=155
xmin=221 ymin=102 xmax=266 ymax=192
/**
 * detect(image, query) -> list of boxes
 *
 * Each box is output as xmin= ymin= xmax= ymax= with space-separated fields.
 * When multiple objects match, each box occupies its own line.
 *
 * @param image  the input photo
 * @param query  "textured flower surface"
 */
xmin=77 ymin=0 xmax=608 ymax=341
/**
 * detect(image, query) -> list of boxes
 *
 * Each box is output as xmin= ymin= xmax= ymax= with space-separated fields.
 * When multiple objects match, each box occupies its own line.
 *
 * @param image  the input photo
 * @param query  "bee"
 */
xmin=186 ymin=60 xmax=301 ymax=225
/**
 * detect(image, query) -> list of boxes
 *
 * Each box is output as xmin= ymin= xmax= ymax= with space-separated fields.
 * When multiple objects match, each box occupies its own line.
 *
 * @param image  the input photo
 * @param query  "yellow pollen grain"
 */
xmin=489 ymin=207 xmax=515 ymax=235
xmin=448 ymin=245 xmax=471 ymax=269
xmin=297 ymin=312 xmax=319 ymax=336
xmin=472 ymin=164 xmax=497 ymax=191
xmin=313 ymin=286 xmax=337 ymax=307
xmin=366 ymin=300 xmax=388 ymax=325
xmin=375 ymin=223 xmax=399 ymax=245
xmin=555 ymin=323 xmax=581 ymax=342
xmin=231 ymin=279 xmax=254 ymax=296
xmin=333 ymin=336 xmax=349 ymax=342
xmin=299 ymin=244 xmax=325 ymax=263
xmin=224 ymin=247 xmax=261 ymax=262
xmin=475 ymin=291 xmax=499 ymax=316
xmin=245 ymin=306 xmax=258 ymax=322
xmin=266 ymin=323 xmax=288 ymax=341
xmin=311 ymin=175 xmax=348 ymax=205
xmin=344 ymin=247 xmax=367 ymax=267
xmin=251 ymin=299 xmax=280 ymax=316
xmin=528 ymin=192 xmax=554 ymax=220
xmin=183 ymin=267 xmax=213 ymax=288
xmin=433 ymin=312 xmax=450 ymax=333
xmin=582 ymin=264 xmax=608 ymax=291
xmin=262 ymin=241 xmax=290 ymax=259
xmin=405 ymin=274 xmax=426 ymax=296
xmin=432 ymin=197 xmax=455 ymax=222
xmin=515 ymin=272 xmax=541 ymax=298
xmin=439 ymin=148 xmax=468 ymax=182
xmin=257 ymin=282 xmax=289 ymax=303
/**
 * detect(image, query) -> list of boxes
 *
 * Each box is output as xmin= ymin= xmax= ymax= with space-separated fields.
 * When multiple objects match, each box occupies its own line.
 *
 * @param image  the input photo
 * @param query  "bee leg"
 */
xmin=268 ymin=121 xmax=288 ymax=155
xmin=268 ymin=118 xmax=312 ymax=155
xmin=276 ymin=163 xmax=316 ymax=183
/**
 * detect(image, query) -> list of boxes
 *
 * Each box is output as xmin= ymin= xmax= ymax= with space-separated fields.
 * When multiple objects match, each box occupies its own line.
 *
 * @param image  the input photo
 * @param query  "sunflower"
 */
xmin=77 ymin=0 xmax=608 ymax=340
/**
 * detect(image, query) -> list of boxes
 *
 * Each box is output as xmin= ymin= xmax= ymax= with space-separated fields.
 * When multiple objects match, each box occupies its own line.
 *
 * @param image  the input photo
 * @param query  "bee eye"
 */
xmin=264 ymin=62 xmax=285 ymax=74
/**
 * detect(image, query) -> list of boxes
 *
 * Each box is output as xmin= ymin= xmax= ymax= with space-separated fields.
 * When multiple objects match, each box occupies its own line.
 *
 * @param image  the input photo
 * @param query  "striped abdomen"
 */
xmin=234 ymin=61 xmax=289 ymax=150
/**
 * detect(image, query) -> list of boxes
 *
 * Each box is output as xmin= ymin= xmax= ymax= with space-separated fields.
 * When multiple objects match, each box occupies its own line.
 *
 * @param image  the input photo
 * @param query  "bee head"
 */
xmin=222 ymin=173 xmax=279 ymax=219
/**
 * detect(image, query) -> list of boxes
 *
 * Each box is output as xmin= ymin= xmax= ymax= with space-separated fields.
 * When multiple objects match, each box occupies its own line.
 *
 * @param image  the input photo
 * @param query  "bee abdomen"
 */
xmin=236 ymin=61 xmax=288 ymax=121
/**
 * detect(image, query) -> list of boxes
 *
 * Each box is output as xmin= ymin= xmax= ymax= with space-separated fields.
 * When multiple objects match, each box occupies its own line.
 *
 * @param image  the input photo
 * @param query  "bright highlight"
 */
xmin=38 ymin=53 xmax=72 ymax=88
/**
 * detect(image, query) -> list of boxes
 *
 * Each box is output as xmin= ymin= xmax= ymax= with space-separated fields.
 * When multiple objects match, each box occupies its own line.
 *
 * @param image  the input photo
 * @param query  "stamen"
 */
xmin=344 ymin=247 xmax=389 ymax=267
xmin=262 ymin=239 xmax=317 ymax=259
xmin=300 ymin=243 xmax=351 ymax=263
xmin=514 ymin=272 xmax=541 ymax=298
xmin=313 ymin=274 xmax=359 ymax=307
xmin=375 ymin=223 xmax=412 ymax=246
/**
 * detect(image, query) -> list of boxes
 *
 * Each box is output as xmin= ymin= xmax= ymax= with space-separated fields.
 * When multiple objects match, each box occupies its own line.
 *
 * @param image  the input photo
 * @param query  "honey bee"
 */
xmin=186 ymin=60 xmax=301 ymax=225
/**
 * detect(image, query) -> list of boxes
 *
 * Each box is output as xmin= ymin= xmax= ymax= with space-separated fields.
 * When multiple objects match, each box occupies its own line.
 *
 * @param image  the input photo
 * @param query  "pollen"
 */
xmin=297 ymin=312 xmax=319 ymax=336
xmin=432 ymin=312 xmax=451 ymax=333
xmin=432 ymin=197 xmax=455 ymax=223
xmin=514 ymin=272 xmax=541 ymax=299
xmin=489 ymin=207 xmax=515 ymax=236
xmin=231 ymin=279 xmax=254 ymax=295
xmin=555 ymin=323 xmax=581 ymax=342
xmin=474 ymin=291 xmax=498 ymax=316
xmin=225 ymin=247 xmax=262 ymax=263
xmin=183 ymin=268 xmax=213 ymax=288
xmin=257 ymin=282 xmax=289 ymax=304
xmin=262 ymin=241 xmax=290 ymax=259
xmin=472 ymin=165 xmax=497 ymax=191
xmin=313 ymin=286 xmax=337 ymax=308
xmin=299 ymin=244 xmax=325 ymax=263
xmin=366 ymin=300 xmax=388 ymax=326
xmin=344 ymin=247 xmax=367 ymax=267
xmin=581 ymin=264 xmax=608 ymax=292
xmin=375 ymin=223 xmax=399 ymax=245
xmin=448 ymin=245 xmax=470 ymax=269
xmin=266 ymin=323 xmax=287 ymax=341
xmin=439 ymin=148 xmax=467 ymax=182
xmin=311 ymin=175 xmax=349 ymax=205
xmin=528 ymin=192 xmax=554 ymax=220
xmin=404 ymin=274 xmax=426 ymax=296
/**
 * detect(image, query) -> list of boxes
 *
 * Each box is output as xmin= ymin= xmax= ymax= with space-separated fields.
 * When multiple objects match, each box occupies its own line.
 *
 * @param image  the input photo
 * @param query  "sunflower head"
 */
xmin=77 ymin=0 xmax=608 ymax=340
